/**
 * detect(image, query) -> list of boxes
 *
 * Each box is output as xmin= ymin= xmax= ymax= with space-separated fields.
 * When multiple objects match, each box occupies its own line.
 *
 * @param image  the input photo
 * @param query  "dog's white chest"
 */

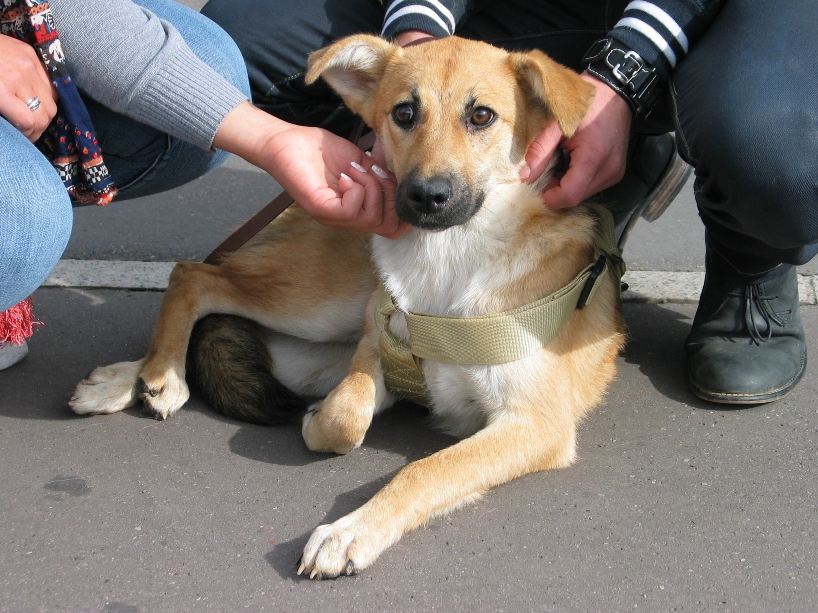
xmin=374 ymin=231 xmax=521 ymax=438
xmin=371 ymin=224 xmax=517 ymax=317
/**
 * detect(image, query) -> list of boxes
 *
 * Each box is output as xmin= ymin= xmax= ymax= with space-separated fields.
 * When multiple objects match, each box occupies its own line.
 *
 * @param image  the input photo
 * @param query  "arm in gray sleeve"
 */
xmin=50 ymin=0 xmax=248 ymax=150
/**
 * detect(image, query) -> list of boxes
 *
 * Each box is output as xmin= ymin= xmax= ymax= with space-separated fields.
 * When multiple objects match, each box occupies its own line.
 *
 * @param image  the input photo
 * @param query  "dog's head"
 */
xmin=306 ymin=35 xmax=594 ymax=230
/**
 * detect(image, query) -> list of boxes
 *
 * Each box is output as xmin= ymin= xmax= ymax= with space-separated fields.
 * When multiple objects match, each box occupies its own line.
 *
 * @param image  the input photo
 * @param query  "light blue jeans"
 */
xmin=0 ymin=0 xmax=250 ymax=312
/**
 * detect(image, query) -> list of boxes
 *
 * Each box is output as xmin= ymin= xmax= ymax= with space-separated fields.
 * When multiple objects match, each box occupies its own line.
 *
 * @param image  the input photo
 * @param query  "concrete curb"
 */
xmin=45 ymin=260 xmax=176 ymax=291
xmin=44 ymin=259 xmax=818 ymax=305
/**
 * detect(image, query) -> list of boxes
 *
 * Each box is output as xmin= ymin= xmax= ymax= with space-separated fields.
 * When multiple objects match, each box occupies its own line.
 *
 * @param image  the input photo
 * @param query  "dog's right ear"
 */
xmin=306 ymin=34 xmax=400 ymax=126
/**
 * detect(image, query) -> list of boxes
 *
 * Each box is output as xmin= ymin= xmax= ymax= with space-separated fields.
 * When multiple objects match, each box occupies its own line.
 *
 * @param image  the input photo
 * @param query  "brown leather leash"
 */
xmin=203 ymin=122 xmax=375 ymax=265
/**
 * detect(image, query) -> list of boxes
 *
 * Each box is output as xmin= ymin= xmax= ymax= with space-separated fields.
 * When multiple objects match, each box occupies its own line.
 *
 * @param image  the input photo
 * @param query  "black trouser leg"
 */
xmin=672 ymin=0 xmax=818 ymax=271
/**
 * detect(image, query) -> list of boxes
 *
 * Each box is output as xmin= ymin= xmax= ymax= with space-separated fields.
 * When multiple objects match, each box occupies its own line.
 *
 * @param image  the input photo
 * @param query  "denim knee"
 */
xmin=0 ymin=124 xmax=72 ymax=311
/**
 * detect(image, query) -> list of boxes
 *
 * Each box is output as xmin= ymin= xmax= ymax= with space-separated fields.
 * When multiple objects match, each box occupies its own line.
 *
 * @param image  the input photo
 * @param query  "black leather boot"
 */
xmin=684 ymin=239 xmax=807 ymax=404
xmin=600 ymin=132 xmax=692 ymax=251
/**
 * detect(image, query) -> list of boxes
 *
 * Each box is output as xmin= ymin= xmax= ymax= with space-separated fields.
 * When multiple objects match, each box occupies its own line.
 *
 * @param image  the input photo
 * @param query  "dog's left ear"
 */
xmin=509 ymin=50 xmax=596 ymax=137
xmin=306 ymin=34 xmax=400 ymax=126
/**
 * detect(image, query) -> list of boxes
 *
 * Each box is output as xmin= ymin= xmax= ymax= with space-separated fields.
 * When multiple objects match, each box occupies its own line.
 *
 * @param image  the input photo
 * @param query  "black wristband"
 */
xmin=583 ymin=38 xmax=662 ymax=120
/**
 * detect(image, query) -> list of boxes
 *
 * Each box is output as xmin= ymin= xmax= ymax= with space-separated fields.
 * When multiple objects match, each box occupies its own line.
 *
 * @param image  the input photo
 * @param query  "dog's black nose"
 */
xmin=407 ymin=176 xmax=452 ymax=214
xmin=396 ymin=170 xmax=481 ymax=229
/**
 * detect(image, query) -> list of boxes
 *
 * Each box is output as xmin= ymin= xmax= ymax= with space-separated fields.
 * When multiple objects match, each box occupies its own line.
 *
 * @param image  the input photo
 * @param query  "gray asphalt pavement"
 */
xmin=2 ymin=2 xmax=817 ymax=610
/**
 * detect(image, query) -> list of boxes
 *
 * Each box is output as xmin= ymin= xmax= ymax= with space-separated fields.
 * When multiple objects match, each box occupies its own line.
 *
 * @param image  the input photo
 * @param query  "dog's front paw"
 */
xmin=70 ymin=360 xmax=144 ymax=415
xmin=138 ymin=367 xmax=189 ymax=421
xmin=302 ymin=401 xmax=367 ymax=454
xmin=297 ymin=514 xmax=388 ymax=579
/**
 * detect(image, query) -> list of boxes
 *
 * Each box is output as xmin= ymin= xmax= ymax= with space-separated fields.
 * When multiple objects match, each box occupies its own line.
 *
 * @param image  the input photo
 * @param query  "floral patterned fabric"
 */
xmin=1 ymin=0 xmax=117 ymax=205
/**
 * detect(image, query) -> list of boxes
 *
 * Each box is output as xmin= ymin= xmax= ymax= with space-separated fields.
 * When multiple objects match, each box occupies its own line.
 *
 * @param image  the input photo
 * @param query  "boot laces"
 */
xmin=743 ymin=283 xmax=784 ymax=345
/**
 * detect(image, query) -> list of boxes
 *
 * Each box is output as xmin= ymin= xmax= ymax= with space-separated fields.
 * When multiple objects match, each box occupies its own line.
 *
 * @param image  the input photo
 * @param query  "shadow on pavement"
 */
xmin=621 ymin=302 xmax=715 ymax=409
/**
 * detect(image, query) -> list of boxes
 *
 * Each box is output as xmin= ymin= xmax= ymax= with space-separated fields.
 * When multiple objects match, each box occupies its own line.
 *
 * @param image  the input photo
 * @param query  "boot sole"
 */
xmin=684 ymin=353 xmax=807 ymax=405
xmin=640 ymin=147 xmax=693 ymax=223
xmin=616 ymin=136 xmax=693 ymax=251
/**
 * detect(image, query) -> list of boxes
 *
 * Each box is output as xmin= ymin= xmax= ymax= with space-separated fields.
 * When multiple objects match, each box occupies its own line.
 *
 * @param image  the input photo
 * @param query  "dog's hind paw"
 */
xmin=138 ymin=368 xmax=189 ymax=421
xmin=70 ymin=360 xmax=144 ymax=415
xmin=297 ymin=513 xmax=389 ymax=579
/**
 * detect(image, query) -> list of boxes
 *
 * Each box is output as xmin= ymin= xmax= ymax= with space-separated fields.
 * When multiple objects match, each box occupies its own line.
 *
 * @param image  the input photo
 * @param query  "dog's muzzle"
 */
xmin=396 ymin=170 xmax=483 ymax=230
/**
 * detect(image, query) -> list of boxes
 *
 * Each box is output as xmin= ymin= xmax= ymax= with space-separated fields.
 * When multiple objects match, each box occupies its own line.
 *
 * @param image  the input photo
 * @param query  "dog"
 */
xmin=70 ymin=34 xmax=625 ymax=579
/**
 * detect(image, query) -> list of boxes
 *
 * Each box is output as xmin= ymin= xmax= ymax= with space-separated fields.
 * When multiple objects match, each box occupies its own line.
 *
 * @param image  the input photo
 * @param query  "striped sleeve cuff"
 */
xmin=381 ymin=0 xmax=457 ymax=39
xmin=610 ymin=0 xmax=696 ymax=79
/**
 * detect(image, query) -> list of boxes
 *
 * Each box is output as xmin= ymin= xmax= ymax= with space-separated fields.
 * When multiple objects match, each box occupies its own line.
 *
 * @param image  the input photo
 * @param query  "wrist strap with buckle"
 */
xmin=583 ymin=38 xmax=662 ymax=120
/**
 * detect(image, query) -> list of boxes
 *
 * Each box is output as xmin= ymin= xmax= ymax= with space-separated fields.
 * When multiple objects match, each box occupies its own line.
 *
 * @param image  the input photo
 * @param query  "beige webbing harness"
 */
xmin=374 ymin=204 xmax=625 ymax=406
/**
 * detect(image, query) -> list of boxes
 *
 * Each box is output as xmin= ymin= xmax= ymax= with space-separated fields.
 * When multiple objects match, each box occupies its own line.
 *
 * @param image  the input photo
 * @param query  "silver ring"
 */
xmin=25 ymin=96 xmax=41 ymax=112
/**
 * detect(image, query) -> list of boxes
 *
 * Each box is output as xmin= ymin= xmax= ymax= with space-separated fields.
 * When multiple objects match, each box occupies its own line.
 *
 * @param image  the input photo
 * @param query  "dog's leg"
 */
xmin=71 ymin=215 xmax=373 ymax=420
xmin=301 ymin=311 xmax=393 ymax=454
xmin=70 ymin=261 xmax=222 ymax=419
xmin=137 ymin=255 xmax=370 ymax=420
xmin=136 ymin=262 xmax=230 ymax=419
xmin=71 ymin=261 xmax=270 ymax=419
xmin=137 ymin=260 xmax=288 ymax=420
xmin=298 ymin=409 xmax=576 ymax=578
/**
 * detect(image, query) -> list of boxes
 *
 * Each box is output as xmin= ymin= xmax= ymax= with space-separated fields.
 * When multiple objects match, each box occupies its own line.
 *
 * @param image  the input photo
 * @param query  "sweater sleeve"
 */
xmin=608 ymin=0 xmax=722 ymax=80
xmin=380 ymin=0 xmax=490 ymax=40
xmin=50 ymin=0 xmax=248 ymax=150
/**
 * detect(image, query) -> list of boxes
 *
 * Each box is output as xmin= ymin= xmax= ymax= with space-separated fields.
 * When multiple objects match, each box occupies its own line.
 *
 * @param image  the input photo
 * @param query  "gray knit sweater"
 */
xmin=50 ymin=0 xmax=248 ymax=151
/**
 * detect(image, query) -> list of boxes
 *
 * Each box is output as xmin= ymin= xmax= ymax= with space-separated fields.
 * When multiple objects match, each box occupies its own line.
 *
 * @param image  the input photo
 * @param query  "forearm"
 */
xmin=380 ymin=0 xmax=490 ymax=39
xmin=50 ymin=0 xmax=247 ymax=150
xmin=608 ymin=0 xmax=722 ymax=80
xmin=211 ymin=101 xmax=289 ymax=170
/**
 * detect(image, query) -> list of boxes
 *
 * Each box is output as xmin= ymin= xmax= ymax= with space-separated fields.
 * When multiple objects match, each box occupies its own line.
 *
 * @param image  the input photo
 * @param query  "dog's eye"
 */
xmin=392 ymin=104 xmax=416 ymax=128
xmin=469 ymin=107 xmax=495 ymax=127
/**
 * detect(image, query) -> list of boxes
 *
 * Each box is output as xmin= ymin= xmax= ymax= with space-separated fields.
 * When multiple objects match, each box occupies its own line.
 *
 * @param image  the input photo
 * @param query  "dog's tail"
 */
xmin=187 ymin=314 xmax=305 ymax=424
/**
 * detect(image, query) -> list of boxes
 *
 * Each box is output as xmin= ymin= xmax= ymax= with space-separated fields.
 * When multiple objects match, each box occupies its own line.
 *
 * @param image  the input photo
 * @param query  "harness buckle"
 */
xmin=575 ymin=256 xmax=607 ymax=310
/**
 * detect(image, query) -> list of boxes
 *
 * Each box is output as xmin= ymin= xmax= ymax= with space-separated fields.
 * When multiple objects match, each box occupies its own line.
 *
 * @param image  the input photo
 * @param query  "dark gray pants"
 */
xmin=202 ymin=0 xmax=818 ymax=269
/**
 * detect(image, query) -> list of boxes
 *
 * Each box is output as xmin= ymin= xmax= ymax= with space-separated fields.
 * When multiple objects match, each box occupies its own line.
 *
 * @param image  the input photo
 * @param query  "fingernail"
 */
xmin=340 ymin=172 xmax=351 ymax=181
xmin=371 ymin=165 xmax=389 ymax=179
xmin=519 ymin=164 xmax=531 ymax=180
xmin=350 ymin=161 xmax=367 ymax=173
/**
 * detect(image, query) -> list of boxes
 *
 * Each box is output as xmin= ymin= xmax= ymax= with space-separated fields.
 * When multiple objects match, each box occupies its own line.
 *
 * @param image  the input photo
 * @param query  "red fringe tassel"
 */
xmin=0 ymin=297 xmax=42 ymax=344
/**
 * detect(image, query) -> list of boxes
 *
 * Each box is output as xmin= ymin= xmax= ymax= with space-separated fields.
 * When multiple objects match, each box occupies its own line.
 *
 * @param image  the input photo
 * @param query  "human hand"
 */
xmin=0 ymin=35 xmax=58 ymax=142
xmin=265 ymin=123 xmax=411 ymax=238
xmin=214 ymin=102 xmax=410 ymax=238
xmin=520 ymin=72 xmax=632 ymax=210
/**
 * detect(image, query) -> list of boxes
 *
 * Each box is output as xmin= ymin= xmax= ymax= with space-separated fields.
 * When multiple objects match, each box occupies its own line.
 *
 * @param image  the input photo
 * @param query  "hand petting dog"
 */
xmin=522 ymin=73 xmax=633 ymax=210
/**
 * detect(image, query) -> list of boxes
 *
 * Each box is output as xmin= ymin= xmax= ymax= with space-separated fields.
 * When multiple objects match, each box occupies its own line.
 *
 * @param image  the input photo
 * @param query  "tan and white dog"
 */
xmin=70 ymin=35 xmax=625 ymax=579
